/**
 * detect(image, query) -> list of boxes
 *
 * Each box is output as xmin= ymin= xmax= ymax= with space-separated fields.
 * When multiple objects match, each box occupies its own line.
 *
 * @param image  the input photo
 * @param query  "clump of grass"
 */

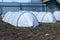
xmin=36 ymin=23 xmax=60 ymax=34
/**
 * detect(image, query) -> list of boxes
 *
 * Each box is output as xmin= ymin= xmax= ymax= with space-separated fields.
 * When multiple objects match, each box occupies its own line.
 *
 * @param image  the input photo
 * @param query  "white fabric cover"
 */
xmin=53 ymin=11 xmax=60 ymax=21
xmin=37 ymin=12 xmax=56 ymax=23
xmin=31 ymin=11 xmax=39 ymax=16
xmin=18 ymin=12 xmax=39 ymax=27
xmin=2 ymin=12 xmax=13 ymax=22
xmin=8 ymin=12 xmax=18 ymax=24
xmin=3 ymin=11 xmax=39 ymax=27
xmin=36 ymin=12 xmax=46 ymax=22
xmin=11 ymin=11 xmax=26 ymax=26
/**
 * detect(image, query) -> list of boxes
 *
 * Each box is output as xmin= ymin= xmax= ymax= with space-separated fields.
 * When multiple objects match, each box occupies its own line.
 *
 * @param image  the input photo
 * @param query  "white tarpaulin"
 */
xmin=36 ymin=12 xmax=46 ymax=22
xmin=30 ymin=11 xmax=39 ymax=16
xmin=8 ymin=12 xmax=18 ymax=24
xmin=36 ymin=12 xmax=56 ymax=23
xmin=18 ymin=12 xmax=39 ymax=27
xmin=2 ymin=11 xmax=13 ymax=23
xmin=3 ymin=11 xmax=39 ymax=27
xmin=11 ymin=11 xmax=26 ymax=26
xmin=53 ymin=11 xmax=60 ymax=21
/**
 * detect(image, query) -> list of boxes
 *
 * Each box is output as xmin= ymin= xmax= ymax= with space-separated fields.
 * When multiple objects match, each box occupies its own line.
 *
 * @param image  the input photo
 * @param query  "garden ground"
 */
xmin=0 ymin=17 xmax=60 ymax=40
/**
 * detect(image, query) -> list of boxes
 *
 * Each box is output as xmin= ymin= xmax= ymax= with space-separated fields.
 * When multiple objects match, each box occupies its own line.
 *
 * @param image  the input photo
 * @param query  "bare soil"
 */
xmin=0 ymin=17 xmax=60 ymax=40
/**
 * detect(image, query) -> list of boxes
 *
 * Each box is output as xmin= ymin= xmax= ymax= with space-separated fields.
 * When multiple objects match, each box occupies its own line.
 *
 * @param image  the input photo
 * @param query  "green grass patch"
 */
xmin=36 ymin=23 xmax=60 ymax=33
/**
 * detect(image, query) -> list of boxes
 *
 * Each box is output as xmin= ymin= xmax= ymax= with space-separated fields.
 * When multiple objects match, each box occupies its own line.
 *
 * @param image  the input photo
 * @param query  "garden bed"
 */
xmin=0 ymin=17 xmax=60 ymax=40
